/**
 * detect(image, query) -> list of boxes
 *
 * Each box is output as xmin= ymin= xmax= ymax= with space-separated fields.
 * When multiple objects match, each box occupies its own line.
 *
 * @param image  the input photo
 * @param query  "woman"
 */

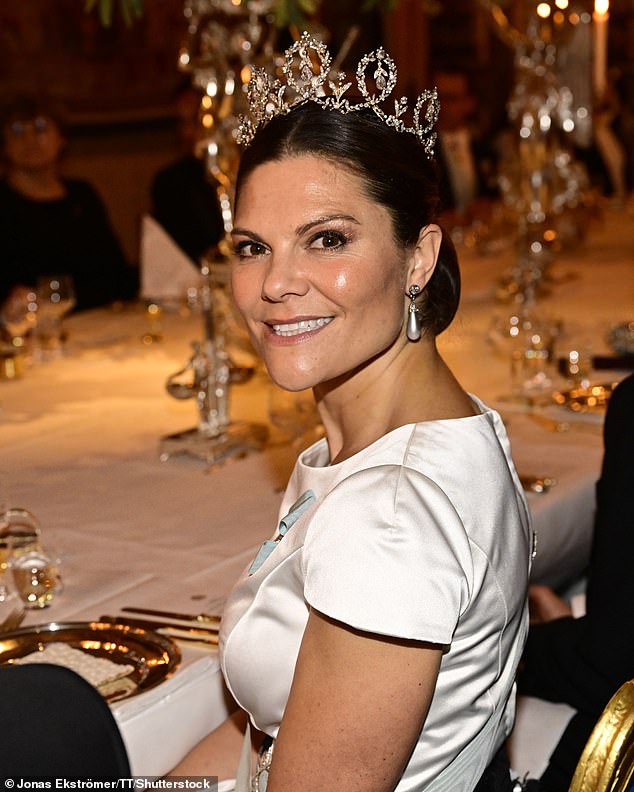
xmin=175 ymin=34 xmax=532 ymax=791
xmin=0 ymin=95 xmax=136 ymax=314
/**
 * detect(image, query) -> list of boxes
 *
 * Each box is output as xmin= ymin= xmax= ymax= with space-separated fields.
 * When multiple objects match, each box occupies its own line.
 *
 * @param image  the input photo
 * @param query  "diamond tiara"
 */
xmin=237 ymin=31 xmax=440 ymax=158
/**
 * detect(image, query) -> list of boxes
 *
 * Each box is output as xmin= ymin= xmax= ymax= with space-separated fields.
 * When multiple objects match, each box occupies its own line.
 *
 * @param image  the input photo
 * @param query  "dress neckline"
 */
xmin=300 ymin=394 xmax=493 ymax=471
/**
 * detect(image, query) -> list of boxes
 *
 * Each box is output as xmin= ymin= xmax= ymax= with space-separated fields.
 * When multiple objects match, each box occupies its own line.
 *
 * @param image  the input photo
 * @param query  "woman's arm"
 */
xmin=169 ymin=708 xmax=251 ymax=778
xmin=267 ymin=608 xmax=443 ymax=792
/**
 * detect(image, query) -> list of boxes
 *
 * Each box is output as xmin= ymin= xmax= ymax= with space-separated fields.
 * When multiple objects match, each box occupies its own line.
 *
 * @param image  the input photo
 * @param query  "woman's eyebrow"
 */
xmin=231 ymin=227 xmax=266 ymax=242
xmin=295 ymin=214 xmax=360 ymax=237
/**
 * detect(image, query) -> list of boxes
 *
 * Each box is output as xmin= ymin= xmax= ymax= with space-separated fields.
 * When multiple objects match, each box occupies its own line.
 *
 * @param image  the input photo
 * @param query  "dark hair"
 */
xmin=235 ymin=104 xmax=460 ymax=336
xmin=0 ymin=94 xmax=69 ymax=138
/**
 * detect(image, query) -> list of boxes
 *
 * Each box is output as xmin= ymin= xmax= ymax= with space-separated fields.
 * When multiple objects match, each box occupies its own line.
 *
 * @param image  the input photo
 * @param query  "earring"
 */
xmin=406 ymin=284 xmax=422 ymax=342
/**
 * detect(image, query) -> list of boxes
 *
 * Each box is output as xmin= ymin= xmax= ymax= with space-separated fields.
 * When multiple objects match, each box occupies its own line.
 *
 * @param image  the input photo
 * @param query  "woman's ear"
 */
xmin=408 ymin=224 xmax=442 ymax=288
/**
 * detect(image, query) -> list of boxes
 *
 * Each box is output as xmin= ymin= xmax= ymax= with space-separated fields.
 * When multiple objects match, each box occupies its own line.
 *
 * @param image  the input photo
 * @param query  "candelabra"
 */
xmin=480 ymin=1 xmax=593 ymax=307
xmin=160 ymin=0 xmax=276 ymax=467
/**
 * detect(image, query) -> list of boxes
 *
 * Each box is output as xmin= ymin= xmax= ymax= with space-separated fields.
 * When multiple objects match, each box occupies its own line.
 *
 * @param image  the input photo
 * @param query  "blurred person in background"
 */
xmin=433 ymin=70 xmax=499 ymax=230
xmin=150 ymin=83 xmax=225 ymax=264
xmin=0 ymin=94 xmax=137 ymax=317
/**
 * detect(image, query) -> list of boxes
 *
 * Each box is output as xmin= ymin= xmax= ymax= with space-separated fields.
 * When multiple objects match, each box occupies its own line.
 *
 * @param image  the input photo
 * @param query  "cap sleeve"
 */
xmin=302 ymin=464 xmax=473 ymax=644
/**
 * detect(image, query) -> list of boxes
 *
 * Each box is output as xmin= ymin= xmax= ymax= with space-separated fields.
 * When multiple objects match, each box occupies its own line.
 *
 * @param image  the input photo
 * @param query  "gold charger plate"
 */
xmin=552 ymin=382 xmax=617 ymax=413
xmin=0 ymin=620 xmax=181 ymax=703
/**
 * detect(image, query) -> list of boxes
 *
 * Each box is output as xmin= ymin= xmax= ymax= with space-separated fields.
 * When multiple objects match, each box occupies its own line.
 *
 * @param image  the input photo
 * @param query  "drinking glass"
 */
xmin=11 ymin=547 xmax=63 ymax=609
xmin=1 ymin=286 xmax=38 ymax=352
xmin=0 ymin=567 xmax=24 ymax=631
xmin=0 ymin=507 xmax=42 ymax=575
xmin=35 ymin=274 xmax=76 ymax=356
xmin=508 ymin=316 xmax=560 ymax=401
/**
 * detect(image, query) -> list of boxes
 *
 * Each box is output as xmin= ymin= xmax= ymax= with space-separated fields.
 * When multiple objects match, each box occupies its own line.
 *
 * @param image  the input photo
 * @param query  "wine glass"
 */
xmin=35 ymin=274 xmax=76 ymax=357
xmin=0 ymin=475 xmax=25 ymax=629
xmin=0 ymin=565 xmax=24 ymax=630
xmin=1 ymin=286 xmax=38 ymax=353
xmin=10 ymin=546 xmax=63 ymax=609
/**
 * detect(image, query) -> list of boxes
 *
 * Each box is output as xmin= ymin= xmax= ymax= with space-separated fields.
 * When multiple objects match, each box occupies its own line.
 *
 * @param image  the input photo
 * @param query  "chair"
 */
xmin=568 ymin=679 xmax=634 ymax=792
xmin=0 ymin=663 xmax=130 ymax=777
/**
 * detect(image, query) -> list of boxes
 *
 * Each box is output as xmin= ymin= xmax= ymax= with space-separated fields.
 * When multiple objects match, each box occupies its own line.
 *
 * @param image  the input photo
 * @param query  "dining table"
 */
xmin=1 ymin=201 xmax=632 ymax=777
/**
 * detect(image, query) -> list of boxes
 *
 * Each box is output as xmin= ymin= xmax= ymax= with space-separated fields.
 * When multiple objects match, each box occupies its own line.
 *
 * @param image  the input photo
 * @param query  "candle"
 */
xmin=593 ymin=0 xmax=609 ymax=100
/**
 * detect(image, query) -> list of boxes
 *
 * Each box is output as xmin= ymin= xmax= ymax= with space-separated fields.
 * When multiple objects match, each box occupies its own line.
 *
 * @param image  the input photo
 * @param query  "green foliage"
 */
xmin=362 ymin=0 xmax=400 ymax=11
xmin=269 ymin=0 xmax=319 ymax=29
xmin=84 ymin=0 xmax=144 ymax=28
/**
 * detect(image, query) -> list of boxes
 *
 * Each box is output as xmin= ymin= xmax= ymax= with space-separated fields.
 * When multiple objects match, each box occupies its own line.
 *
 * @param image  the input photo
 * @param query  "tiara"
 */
xmin=237 ymin=32 xmax=439 ymax=158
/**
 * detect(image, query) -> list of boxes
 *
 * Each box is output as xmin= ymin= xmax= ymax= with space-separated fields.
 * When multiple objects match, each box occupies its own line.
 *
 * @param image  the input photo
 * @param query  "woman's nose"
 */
xmin=260 ymin=253 xmax=309 ymax=303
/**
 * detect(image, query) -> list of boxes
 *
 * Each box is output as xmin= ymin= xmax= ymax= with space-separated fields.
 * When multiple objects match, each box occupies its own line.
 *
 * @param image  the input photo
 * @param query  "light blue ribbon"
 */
xmin=248 ymin=490 xmax=315 ymax=575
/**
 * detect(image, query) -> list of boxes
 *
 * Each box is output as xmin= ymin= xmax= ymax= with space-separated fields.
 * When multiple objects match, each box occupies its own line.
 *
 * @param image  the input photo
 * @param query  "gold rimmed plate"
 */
xmin=552 ymin=382 xmax=617 ymax=413
xmin=0 ymin=620 xmax=180 ymax=703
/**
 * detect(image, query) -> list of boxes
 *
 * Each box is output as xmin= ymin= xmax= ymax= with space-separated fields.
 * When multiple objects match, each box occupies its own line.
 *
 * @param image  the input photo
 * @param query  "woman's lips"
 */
xmin=266 ymin=317 xmax=334 ymax=338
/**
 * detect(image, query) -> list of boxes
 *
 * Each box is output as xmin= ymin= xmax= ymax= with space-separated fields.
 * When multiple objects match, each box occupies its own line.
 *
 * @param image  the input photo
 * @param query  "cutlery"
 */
xmin=120 ymin=606 xmax=220 ymax=625
xmin=526 ymin=412 xmax=601 ymax=435
xmin=100 ymin=615 xmax=219 ymax=646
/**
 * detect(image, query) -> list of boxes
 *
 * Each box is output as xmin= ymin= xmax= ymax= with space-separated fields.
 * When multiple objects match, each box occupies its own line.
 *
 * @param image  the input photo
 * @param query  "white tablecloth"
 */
xmin=1 ymin=205 xmax=632 ymax=774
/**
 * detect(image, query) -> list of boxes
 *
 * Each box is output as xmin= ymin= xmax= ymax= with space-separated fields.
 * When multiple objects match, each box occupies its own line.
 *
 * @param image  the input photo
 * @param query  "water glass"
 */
xmin=11 ymin=547 xmax=63 ymax=609
xmin=35 ymin=274 xmax=76 ymax=356
xmin=0 ymin=569 xmax=24 ymax=631
xmin=1 ymin=286 xmax=38 ymax=353
xmin=0 ymin=507 xmax=42 ymax=575
xmin=509 ymin=317 xmax=559 ymax=400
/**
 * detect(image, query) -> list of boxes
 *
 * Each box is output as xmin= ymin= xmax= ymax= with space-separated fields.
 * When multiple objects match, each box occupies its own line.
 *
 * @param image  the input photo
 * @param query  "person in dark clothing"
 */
xmin=0 ymin=95 xmax=137 ymax=314
xmin=150 ymin=87 xmax=224 ymax=263
xmin=433 ymin=71 xmax=498 ymax=220
xmin=517 ymin=372 xmax=634 ymax=792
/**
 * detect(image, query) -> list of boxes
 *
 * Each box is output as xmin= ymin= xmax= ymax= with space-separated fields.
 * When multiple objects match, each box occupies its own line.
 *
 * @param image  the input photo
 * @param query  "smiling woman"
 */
xmin=172 ymin=33 xmax=532 ymax=792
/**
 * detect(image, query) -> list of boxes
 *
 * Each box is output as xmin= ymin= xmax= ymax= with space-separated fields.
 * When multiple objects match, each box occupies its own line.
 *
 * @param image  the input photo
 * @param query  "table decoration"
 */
xmin=159 ymin=0 xmax=276 ymax=468
xmin=479 ymin=0 xmax=593 ymax=316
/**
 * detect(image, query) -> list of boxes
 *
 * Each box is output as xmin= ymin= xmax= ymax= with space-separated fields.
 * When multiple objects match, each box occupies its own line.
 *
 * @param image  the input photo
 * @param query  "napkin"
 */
xmin=140 ymin=214 xmax=201 ymax=302
xmin=14 ymin=642 xmax=134 ymax=690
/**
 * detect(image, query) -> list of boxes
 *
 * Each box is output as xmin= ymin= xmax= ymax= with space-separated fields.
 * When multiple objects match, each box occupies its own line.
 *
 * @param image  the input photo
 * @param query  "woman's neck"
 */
xmin=7 ymin=169 xmax=66 ymax=200
xmin=315 ymin=339 xmax=476 ymax=465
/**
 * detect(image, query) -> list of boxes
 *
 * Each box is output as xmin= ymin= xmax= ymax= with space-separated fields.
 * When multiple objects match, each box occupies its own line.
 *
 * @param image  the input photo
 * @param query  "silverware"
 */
xmin=120 ymin=606 xmax=220 ymax=625
xmin=526 ymin=412 xmax=602 ymax=435
xmin=100 ymin=615 xmax=218 ymax=646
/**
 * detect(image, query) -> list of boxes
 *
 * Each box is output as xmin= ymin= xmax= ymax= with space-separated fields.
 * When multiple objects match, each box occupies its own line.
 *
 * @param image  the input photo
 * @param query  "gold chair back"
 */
xmin=569 ymin=679 xmax=634 ymax=792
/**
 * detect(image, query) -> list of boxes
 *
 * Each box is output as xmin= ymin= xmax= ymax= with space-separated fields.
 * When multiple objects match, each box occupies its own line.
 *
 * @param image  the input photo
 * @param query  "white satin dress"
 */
xmin=219 ymin=398 xmax=533 ymax=791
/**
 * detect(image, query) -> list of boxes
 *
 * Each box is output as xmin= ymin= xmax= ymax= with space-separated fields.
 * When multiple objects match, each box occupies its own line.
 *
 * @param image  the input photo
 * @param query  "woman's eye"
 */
xmin=309 ymin=230 xmax=348 ymax=250
xmin=234 ymin=240 xmax=267 ymax=258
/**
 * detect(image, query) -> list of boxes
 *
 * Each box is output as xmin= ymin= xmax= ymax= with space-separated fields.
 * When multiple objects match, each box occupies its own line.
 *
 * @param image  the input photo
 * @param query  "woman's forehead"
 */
xmin=237 ymin=154 xmax=369 ymax=209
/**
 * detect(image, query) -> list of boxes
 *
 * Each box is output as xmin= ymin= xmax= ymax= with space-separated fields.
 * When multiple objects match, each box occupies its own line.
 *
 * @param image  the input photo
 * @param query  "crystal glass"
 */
xmin=1 ymin=286 xmax=38 ymax=352
xmin=35 ymin=274 xmax=76 ymax=357
xmin=509 ymin=316 xmax=560 ymax=401
xmin=11 ymin=547 xmax=63 ymax=609
xmin=0 ymin=507 xmax=42 ymax=575
xmin=0 ymin=567 xmax=24 ymax=631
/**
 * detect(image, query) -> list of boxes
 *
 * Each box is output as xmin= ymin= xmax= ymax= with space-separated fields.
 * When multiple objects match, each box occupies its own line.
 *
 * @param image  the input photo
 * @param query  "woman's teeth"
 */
xmin=271 ymin=317 xmax=333 ymax=337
